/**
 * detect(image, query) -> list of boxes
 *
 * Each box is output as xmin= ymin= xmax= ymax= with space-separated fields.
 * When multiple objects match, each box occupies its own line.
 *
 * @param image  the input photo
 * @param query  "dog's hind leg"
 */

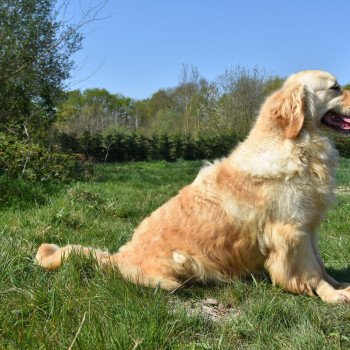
xmin=111 ymin=251 xmax=185 ymax=291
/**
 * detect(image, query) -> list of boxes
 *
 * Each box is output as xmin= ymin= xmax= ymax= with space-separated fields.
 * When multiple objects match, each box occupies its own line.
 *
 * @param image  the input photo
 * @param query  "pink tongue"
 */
xmin=341 ymin=116 xmax=350 ymax=129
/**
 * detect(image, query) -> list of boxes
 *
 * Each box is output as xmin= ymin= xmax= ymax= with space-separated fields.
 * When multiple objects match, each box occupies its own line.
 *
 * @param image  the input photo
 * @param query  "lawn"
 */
xmin=1 ymin=159 xmax=350 ymax=349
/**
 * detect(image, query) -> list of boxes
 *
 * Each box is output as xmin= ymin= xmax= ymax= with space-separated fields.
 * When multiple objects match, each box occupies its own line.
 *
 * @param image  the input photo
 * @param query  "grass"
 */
xmin=1 ymin=159 xmax=350 ymax=349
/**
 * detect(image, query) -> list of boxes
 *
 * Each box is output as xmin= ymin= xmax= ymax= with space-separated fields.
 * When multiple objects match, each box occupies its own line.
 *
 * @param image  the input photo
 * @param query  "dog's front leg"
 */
xmin=311 ymin=235 xmax=350 ymax=290
xmin=264 ymin=223 xmax=350 ymax=303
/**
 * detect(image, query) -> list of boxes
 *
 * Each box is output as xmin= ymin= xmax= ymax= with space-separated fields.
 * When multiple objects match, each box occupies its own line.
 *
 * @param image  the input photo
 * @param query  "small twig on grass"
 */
xmin=131 ymin=338 xmax=143 ymax=350
xmin=0 ymin=287 xmax=34 ymax=299
xmin=169 ymin=275 xmax=196 ymax=294
xmin=68 ymin=312 xmax=86 ymax=350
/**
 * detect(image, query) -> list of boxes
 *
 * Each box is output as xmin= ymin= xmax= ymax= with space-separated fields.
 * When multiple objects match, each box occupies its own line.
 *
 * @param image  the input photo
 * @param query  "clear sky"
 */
xmin=69 ymin=0 xmax=350 ymax=99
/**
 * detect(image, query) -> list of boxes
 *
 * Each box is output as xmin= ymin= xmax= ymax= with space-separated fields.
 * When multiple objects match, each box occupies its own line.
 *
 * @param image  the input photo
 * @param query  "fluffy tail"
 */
xmin=35 ymin=243 xmax=183 ymax=290
xmin=35 ymin=243 xmax=113 ymax=270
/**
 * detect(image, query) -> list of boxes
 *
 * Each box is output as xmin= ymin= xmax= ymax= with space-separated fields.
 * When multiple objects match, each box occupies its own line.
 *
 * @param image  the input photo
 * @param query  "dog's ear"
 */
xmin=270 ymin=83 xmax=305 ymax=139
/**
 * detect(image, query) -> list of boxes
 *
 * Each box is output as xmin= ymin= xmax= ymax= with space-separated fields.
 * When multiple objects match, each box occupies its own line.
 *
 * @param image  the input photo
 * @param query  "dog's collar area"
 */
xmin=321 ymin=111 xmax=350 ymax=133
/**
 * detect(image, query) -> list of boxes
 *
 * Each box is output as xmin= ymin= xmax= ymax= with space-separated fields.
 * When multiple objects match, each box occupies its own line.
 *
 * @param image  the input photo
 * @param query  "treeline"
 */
xmin=55 ymin=65 xmax=350 ymax=165
xmin=56 ymin=65 xmax=286 ymax=140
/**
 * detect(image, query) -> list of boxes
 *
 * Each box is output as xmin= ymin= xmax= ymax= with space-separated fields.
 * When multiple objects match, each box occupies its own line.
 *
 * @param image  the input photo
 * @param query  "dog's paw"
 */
xmin=320 ymin=289 xmax=350 ymax=304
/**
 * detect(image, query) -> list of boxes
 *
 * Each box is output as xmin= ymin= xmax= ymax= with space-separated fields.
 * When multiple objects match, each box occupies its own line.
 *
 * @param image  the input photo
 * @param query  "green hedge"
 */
xmin=57 ymin=132 xmax=242 ymax=162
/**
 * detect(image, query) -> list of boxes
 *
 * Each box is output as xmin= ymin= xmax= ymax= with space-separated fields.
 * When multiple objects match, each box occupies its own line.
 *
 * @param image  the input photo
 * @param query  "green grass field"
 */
xmin=1 ymin=159 xmax=350 ymax=349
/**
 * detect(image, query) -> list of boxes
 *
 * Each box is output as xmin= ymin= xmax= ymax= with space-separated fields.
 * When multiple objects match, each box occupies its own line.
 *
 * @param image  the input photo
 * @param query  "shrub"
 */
xmin=0 ymin=132 xmax=88 ymax=182
xmin=159 ymin=135 xmax=176 ymax=162
xmin=173 ymin=134 xmax=184 ymax=158
xmin=136 ymin=135 xmax=149 ymax=161
xmin=55 ymin=131 xmax=241 ymax=162
xmin=182 ymin=135 xmax=197 ymax=160
xmin=148 ymin=134 xmax=162 ymax=160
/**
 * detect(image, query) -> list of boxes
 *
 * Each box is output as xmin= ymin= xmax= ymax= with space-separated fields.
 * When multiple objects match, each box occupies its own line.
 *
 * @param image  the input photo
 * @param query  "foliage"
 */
xmin=56 ymin=131 xmax=240 ymax=162
xmin=0 ymin=132 xmax=88 ymax=181
xmin=56 ymin=89 xmax=135 ymax=135
xmin=55 ymin=66 xmax=350 ymax=163
xmin=58 ymin=65 xmax=285 ymax=140
xmin=0 ymin=0 xmax=83 ymax=137
xmin=263 ymin=76 xmax=285 ymax=95
xmin=0 ymin=1 xmax=107 ymax=182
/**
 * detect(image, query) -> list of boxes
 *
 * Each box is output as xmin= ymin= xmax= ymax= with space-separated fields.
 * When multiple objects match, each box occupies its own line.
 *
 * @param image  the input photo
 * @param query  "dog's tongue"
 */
xmin=339 ymin=117 xmax=350 ymax=130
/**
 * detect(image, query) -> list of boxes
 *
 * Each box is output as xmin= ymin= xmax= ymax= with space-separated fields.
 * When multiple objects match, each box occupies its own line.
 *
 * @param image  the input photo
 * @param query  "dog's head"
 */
xmin=258 ymin=70 xmax=350 ymax=138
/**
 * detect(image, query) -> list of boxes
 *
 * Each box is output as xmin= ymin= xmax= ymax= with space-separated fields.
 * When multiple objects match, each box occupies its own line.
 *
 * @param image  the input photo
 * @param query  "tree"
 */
xmin=159 ymin=134 xmax=175 ymax=162
xmin=174 ymin=64 xmax=202 ymax=135
xmin=263 ymin=76 xmax=285 ymax=96
xmin=215 ymin=66 xmax=266 ymax=137
xmin=57 ymin=89 xmax=136 ymax=135
xmin=0 ymin=0 xmax=106 ymax=138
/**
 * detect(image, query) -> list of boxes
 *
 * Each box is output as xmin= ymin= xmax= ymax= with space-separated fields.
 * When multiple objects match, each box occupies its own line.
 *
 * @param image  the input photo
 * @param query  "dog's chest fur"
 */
xmin=272 ymin=135 xmax=338 ymax=226
xmin=226 ymin=133 xmax=338 ymax=228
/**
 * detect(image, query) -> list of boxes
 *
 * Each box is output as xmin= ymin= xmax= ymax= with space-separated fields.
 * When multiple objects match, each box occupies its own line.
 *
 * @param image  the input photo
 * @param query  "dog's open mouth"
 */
xmin=321 ymin=111 xmax=350 ymax=134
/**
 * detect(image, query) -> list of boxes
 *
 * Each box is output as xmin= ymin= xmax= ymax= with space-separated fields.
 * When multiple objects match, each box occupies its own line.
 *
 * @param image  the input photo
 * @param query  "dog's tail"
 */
xmin=35 ymin=243 xmax=114 ymax=270
xmin=35 ymin=243 xmax=183 ymax=291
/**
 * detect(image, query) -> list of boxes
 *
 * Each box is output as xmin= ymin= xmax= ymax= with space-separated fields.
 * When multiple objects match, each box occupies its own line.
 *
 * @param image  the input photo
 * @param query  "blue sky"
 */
xmin=69 ymin=0 xmax=350 ymax=99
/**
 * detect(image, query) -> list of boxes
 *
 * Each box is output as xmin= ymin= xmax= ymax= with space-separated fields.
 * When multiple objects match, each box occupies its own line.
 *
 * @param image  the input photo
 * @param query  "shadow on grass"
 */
xmin=327 ymin=267 xmax=350 ymax=283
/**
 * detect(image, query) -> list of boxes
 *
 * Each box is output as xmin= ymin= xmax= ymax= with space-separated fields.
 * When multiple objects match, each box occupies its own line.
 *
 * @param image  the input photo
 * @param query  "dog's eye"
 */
xmin=330 ymin=84 xmax=341 ymax=91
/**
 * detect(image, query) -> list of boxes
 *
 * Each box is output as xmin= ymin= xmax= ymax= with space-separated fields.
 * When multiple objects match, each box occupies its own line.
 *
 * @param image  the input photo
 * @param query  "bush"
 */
xmin=0 ymin=133 xmax=88 ymax=182
xmin=159 ymin=135 xmax=175 ymax=162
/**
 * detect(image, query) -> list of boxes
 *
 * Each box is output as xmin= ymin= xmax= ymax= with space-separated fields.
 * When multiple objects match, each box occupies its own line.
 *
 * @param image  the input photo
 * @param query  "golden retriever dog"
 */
xmin=36 ymin=70 xmax=350 ymax=303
